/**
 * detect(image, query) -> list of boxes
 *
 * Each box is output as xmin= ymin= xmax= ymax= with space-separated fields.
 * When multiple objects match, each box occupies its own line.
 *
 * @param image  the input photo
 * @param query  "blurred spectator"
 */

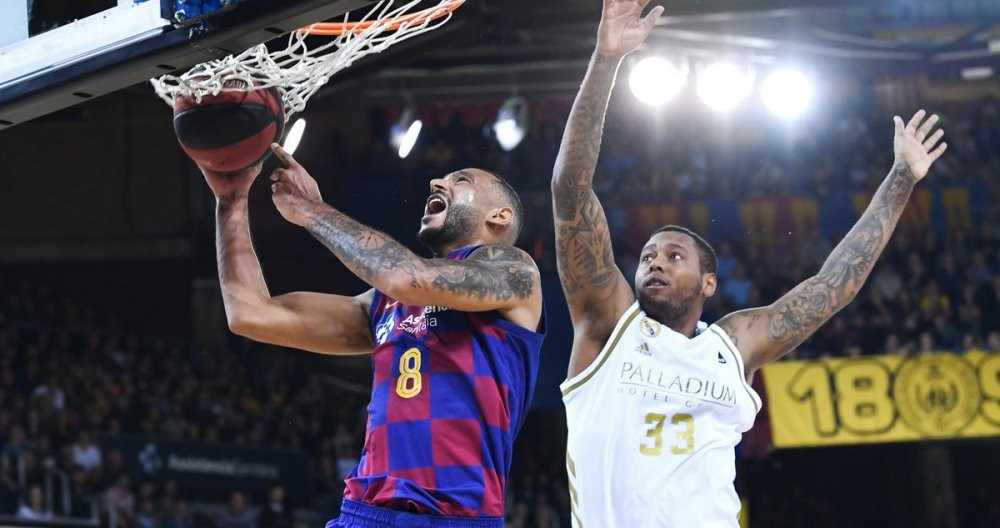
xmin=872 ymin=266 xmax=903 ymax=304
xmin=102 ymin=450 xmax=126 ymax=488
xmin=158 ymin=479 xmax=179 ymax=519
xmin=70 ymin=430 xmax=102 ymax=474
xmin=978 ymin=276 xmax=1000 ymax=333
xmin=2 ymin=425 xmax=30 ymax=465
xmin=936 ymin=251 xmax=963 ymax=299
xmin=799 ymin=229 xmax=832 ymax=270
xmin=968 ymin=251 xmax=993 ymax=286
xmin=16 ymin=483 xmax=52 ymax=521
xmin=30 ymin=374 xmax=66 ymax=412
xmin=722 ymin=264 xmax=755 ymax=308
xmin=715 ymin=241 xmax=740 ymax=278
xmin=215 ymin=491 xmax=258 ymax=528
xmin=136 ymin=498 xmax=159 ymax=528
xmin=259 ymin=486 xmax=293 ymax=528
xmin=0 ymin=457 xmax=18 ymax=515
xmin=69 ymin=469 xmax=94 ymax=518
xmin=105 ymin=473 xmax=136 ymax=523
xmin=163 ymin=499 xmax=195 ymax=528
xmin=920 ymin=281 xmax=951 ymax=319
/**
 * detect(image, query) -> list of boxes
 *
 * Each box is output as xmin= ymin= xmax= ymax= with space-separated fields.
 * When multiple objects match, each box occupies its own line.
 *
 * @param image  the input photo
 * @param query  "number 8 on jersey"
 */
xmin=396 ymin=347 xmax=422 ymax=398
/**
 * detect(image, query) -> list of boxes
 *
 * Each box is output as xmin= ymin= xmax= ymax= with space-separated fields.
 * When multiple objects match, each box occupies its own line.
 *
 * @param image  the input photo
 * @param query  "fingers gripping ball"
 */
xmin=173 ymin=82 xmax=285 ymax=172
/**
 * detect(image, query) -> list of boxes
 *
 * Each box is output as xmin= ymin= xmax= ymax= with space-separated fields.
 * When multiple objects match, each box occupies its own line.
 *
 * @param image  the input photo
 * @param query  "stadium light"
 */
xmin=697 ymin=61 xmax=753 ymax=112
xmin=762 ymin=68 xmax=814 ymax=119
xmin=493 ymin=96 xmax=529 ymax=151
xmin=961 ymin=66 xmax=994 ymax=81
xmin=282 ymin=118 xmax=307 ymax=154
xmin=390 ymin=106 xmax=422 ymax=159
xmin=629 ymin=57 xmax=684 ymax=106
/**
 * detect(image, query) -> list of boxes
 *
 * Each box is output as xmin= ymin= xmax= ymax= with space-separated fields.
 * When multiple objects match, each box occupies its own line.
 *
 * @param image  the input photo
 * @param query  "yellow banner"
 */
xmin=761 ymin=351 xmax=1000 ymax=448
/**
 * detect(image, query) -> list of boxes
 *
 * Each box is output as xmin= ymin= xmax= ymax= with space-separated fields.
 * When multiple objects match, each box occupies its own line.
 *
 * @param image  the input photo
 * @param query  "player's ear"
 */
xmin=702 ymin=272 xmax=717 ymax=298
xmin=486 ymin=206 xmax=514 ymax=229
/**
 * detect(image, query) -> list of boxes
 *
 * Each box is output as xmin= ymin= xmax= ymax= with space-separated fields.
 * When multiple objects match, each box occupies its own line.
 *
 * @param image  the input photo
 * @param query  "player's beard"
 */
xmin=417 ymin=201 xmax=479 ymax=253
xmin=635 ymin=278 xmax=703 ymax=326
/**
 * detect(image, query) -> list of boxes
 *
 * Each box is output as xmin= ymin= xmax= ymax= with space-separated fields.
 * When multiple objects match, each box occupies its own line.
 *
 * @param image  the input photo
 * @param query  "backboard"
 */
xmin=0 ymin=0 xmax=375 ymax=129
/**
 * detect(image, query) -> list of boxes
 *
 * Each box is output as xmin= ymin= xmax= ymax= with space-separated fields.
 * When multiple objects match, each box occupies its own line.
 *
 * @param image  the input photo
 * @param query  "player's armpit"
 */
xmin=383 ymin=244 xmax=543 ymax=330
xmin=229 ymin=289 xmax=375 ymax=356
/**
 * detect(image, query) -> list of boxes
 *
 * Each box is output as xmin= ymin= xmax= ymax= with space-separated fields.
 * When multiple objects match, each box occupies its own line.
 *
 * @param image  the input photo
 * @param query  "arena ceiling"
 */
xmin=316 ymin=0 xmax=1000 ymax=98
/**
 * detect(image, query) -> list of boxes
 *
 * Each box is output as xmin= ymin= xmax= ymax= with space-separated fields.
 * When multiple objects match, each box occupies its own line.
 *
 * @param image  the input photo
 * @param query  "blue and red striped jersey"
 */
xmin=343 ymin=245 xmax=546 ymax=517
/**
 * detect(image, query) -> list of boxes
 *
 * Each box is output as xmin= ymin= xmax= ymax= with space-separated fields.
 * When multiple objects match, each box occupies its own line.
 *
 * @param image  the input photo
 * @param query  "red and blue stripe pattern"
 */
xmin=343 ymin=246 xmax=546 ymax=518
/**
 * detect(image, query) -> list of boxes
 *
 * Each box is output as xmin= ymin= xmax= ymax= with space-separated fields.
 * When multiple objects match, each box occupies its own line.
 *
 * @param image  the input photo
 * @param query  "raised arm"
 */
xmin=552 ymin=0 xmax=663 ymax=348
xmin=205 ymin=166 xmax=374 ymax=356
xmin=265 ymin=146 xmax=542 ymax=331
xmin=717 ymin=110 xmax=948 ymax=374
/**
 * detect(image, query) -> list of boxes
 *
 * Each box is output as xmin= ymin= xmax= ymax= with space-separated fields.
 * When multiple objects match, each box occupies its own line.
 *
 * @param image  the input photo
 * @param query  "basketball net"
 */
xmin=151 ymin=0 xmax=463 ymax=118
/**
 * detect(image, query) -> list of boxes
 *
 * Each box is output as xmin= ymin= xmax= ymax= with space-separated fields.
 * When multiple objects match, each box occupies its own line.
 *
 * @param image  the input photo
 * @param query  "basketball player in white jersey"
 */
xmin=551 ymin=1 xmax=948 ymax=526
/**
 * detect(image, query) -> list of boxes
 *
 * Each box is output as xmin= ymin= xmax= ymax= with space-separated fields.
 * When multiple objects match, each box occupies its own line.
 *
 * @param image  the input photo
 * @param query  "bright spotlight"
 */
xmin=390 ymin=106 xmax=422 ymax=159
xmin=762 ymin=69 xmax=814 ymax=118
xmin=397 ymin=119 xmax=422 ymax=159
xmin=493 ymin=96 xmax=529 ymax=151
xmin=629 ymin=57 xmax=684 ymax=106
xmin=282 ymin=119 xmax=307 ymax=154
xmin=697 ymin=61 xmax=753 ymax=112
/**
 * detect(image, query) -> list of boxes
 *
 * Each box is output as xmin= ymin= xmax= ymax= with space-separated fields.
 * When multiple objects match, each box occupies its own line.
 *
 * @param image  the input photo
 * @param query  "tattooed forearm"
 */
xmin=552 ymin=52 xmax=630 ymax=307
xmin=216 ymin=199 xmax=271 ymax=306
xmin=304 ymin=206 xmax=534 ymax=303
xmin=766 ymin=162 xmax=917 ymax=356
xmin=305 ymin=206 xmax=419 ymax=286
xmin=553 ymin=53 xmax=620 ymax=220
xmin=719 ymin=163 xmax=917 ymax=367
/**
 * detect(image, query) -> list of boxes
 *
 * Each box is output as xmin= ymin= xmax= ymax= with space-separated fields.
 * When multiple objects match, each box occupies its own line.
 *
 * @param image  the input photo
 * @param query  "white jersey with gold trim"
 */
xmin=561 ymin=302 xmax=761 ymax=528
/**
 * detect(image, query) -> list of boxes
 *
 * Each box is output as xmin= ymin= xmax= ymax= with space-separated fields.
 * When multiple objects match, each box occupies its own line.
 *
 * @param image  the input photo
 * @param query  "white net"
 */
xmin=151 ymin=0 xmax=460 ymax=118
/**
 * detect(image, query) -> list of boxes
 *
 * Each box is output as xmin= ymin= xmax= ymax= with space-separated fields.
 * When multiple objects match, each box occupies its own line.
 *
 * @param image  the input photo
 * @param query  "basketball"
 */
xmin=172 ymin=81 xmax=285 ymax=173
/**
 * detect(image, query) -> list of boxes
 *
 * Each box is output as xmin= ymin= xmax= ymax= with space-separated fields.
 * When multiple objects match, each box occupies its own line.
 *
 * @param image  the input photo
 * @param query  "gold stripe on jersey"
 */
xmin=710 ymin=327 xmax=760 ymax=413
xmin=567 ymin=451 xmax=583 ymax=527
xmin=561 ymin=305 xmax=643 ymax=397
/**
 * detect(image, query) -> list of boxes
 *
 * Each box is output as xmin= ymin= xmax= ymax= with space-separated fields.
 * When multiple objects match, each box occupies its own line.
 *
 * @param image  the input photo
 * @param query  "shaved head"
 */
xmin=481 ymin=170 xmax=523 ymax=244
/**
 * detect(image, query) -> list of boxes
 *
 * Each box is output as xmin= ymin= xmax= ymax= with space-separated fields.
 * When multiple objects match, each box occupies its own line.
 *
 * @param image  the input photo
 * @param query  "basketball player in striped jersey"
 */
xmin=551 ymin=2 xmax=948 ymax=526
xmin=198 ymin=144 xmax=545 ymax=527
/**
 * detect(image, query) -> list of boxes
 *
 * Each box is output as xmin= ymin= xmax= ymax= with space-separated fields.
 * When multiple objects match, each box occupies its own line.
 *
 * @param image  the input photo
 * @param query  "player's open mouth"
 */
xmin=423 ymin=194 xmax=448 ymax=222
xmin=645 ymin=277 xmax=669 ymax=289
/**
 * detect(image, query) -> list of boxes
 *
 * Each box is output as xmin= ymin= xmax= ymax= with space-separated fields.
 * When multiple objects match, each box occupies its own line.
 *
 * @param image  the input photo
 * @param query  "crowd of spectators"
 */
xmin=0 ymin=274 xmax=368 ymax=526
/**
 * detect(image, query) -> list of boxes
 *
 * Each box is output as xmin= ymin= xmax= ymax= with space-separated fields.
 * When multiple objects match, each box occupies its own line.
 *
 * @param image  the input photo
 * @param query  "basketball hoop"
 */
xmin=151 ymin=0 xmax=464 ymax=118
xmin=300 ymin=0 xmax=463 ymax=36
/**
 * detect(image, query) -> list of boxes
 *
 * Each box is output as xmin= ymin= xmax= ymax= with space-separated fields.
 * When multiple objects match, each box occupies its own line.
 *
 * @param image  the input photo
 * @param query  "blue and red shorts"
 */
xmin=326 ymin=500 xmax=504 ymax=528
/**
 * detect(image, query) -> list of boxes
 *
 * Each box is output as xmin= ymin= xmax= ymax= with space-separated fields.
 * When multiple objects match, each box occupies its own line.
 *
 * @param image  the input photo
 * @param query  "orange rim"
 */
xmin=299 ymin=0 xmax=464 ymax=36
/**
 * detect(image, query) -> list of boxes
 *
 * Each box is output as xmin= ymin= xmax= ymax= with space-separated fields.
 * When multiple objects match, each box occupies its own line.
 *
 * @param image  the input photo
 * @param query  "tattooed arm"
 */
xmin=265 ymin=146 xmax=542 ymax=331
xmin=305 ymin=210 xmax=541 ymax=329
xmin=202 ymin=165 xmax=374 ymax=356
xmin=553 ymin=1 xmax=663 ymax=376
xmin=717 ymin=110 xmax=948 ymax=375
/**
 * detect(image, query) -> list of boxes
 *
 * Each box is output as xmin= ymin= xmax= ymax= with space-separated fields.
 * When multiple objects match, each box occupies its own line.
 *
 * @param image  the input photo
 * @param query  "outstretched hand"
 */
xmin=893 ymin=110 xmax=947 ymax=181
xmin=597 ymin=0 xmax=664 ymax=57
xmin=268 ymin=143 xmax=326 ymax=227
